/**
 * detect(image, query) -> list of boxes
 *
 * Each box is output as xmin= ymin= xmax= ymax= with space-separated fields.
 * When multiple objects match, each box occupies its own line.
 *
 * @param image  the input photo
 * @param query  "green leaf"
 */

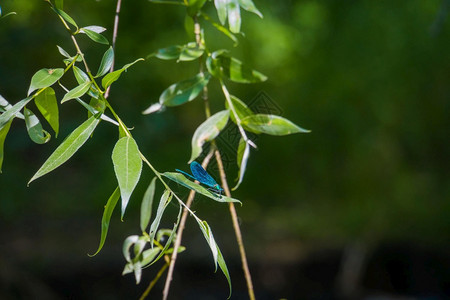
xmin=28 ymin=114 xmax=101 ymax=184
xmin=232 ymin=138 xmax=250 ymax=190
xmin=214 ymin=0 xmax=228 ymax=25
xmin=28 ymin=68 xmax=64 ymax=96
xmin=162 ymin=172 xmax=241 ymax=204
xmin=149 ymin=43 xmax=204 ymax=62
xmin=196 ymin=220 xmax=232 ymax=298
xmin=112 ymin=136 xmax=143 ymax=219
xmin=88 ymin=186 xmax=120 ymax=257
xmin=55 ymin=0 xmax=64 ymax=10
xmin=82 ymin=25 xmax=106 ymax=34
xmin=227 ymin=0 xmax=241 ymax=33
xmin=238 ymin=0 xmax=263 ymax=18
xmin=207 ymin=52 xmax=267 ymax=83
xmin=53 ymin=8 xmax=78 ymax=30
xmin=24 ymin=108 xmax=51 ymax=144
xmin=0 ymin=119 xmax=13 ymax=173
xmin=160 ymin=73 xmax=210 ymax=107
xmin=82 ymin=28 xmax=109 ymax=45
xmin=0 ymin=97 xmax=33 ymax=128
xmin=201 ymin=12 xmax=238 ymax=46
xmin=187 ymin=0 xmax=207 ymax=16
xmin=148 ymin=0 xmax=186 ymax=5
xmin=241 ymin=114 xmax=310 ymax=135
xmin=96 ymin=47 xmax=114 ymax=77
xmin=35 ymin=87 xmax=59 ymax=137
xmin=61 ymin=81 xmax=92 ymax=103
xmin=101 ymin=58 xmax=144 ymax=89
xmin=73 ymin=66 xmax=89 ymax=84
xmin=123 ymin=235 xmax=139 ymax=263
xmin=149 ymin=190 xmax=172 ymax=247
xmin=139 ymin=247 xmax=161 ymax=269
xmin=56 ymin=45 xmax=71 ymax=58
xmin=190 ymin=110 xmax=229 ymax=163
xmin=140 ymin=177 xmax=157 ymax=233
xmin=225 ymin=94 xmax=254 ymax=125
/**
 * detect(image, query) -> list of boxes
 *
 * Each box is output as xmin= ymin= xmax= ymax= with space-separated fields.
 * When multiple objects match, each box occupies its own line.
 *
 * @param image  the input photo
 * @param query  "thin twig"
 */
xmin=139 ymin=259 xmax=170 ymax=300
xmin=105 ymin=0 xmax=122 ymax=99
xmin=162 ymin=149 xmax=215 ymax=300
xmin=214 ymin=150 xmax=255 ymax=300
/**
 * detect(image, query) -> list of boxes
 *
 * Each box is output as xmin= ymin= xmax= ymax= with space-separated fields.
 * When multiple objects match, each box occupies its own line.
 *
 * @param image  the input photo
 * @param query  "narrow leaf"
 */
xmin=237 ymin=0 xmax=263 ymax=18
xmin=241 ymin=114 xmax=310 ymax=135
xmin=55 ymin=0 xmax=64 ymax=10
xmin=53 ymin=8 xmax=78 ymax=30
xmin=232 ymin=138 xmax=250 ymax=190
xmin=190 ymin=110 xmax=229 ymax=163
xmin=24 ymin=108 xmax=51 ymax=144
xmin=202 ymin=12 xmax=238 ymax=45
xmin=96 ymin=47 xmax=114 ymax=77
xmin=207 ymin=52 xmax=267 ymax=83
xmin=0 ymin=97 xmax=33 ymax=128
xmin=149 ymin=190 xmax=172 ymax=247
xmin=101 ymin=58 xmax=144 ymax=89
xmin=227 ymin=0 xmax=241 ymax=33
xmin=140 ymin=177 xmax=157 ymax=233
xmin=88 ymin=186 xmax=120 ymax=256
xmin=225 ymin=95 xmax=254 ymax=125
xmin=35 ymin=87 xmax=59 ymax=137
xmin=159 ymin=73 xmax=210 ymax=107
xmin=82 ymin=28 xmax=109 ymax=45
xmin=214 ymin=0 xmax=228 ymax=25
xmin=28 ymin=68 xmax=64 ymax=96
xmin=0 ymin=119 xmax=13 ymax=173
xmin=162 ymin=172 xmax=241 ymax=204
xmin=81 ymin=25 xmax=107 ymax=34
xmin=111 ymin=137 xmax=143 ymax=219
xmin=28 ymin=114 xmax=101 ymax=184
xmin=57 ymin=45 xmax=71 ymax=58
xmin=61 ymin=81 xmax=92 ymax=103
xmin=73 ymin=66 xmax=89 ymax=84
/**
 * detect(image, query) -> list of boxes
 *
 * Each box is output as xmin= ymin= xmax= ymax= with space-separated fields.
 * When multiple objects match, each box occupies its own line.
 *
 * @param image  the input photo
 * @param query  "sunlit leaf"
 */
xmin=0 ymin=97 xmax=33 ymax=128
xmin=227 ymin=0 xmax=241 ymax=33
xmin=35 ymin=87 xmax=59 ymax=137
xmin=232 ymin=137 xmax=250 ymax=190
xmin=52 ymin=8 xmax=78 ymax=30
xmin=112 ymin=136 xmax=143 ymax=219
xmin=56 ymin=45 xmax=71 ymax=58
xmin=149 ymin=190 xmax=172 ymax=247
xmin=149 ymin=43 xmax=204 ymax=62
xmin=0 ymin=119 xmax=13 ymax=173
xmin=95 ymin=47 xmax=114 ymax=77
xmin=202 ymin=12 xmax=239 ymax=45
xmin=123 ymin=235 xmax=139 ymax=263
xmin=28 ymin=68 xmax=64 ymax=96
xmin=55 ymin=0 xmax=64 ymax=10
xmin=89 ymin=186 xmax=120 ymax=257
xmin=140 ymin=177 xmax=157 ymax=233
xmin=241 ymin=114 xmax=310 ymax=135
xmin=24 ymin=108 xmax=51 ymax=144
xmin=162 ymin=172 xmax=241 ymax=204
xmin=207 ymin=52 xmax=267 ymax=83
xmin=61 ymin=81 xmax=92 ymax=103
xmin=159 ymin=73 xmax=210 ymax=107
xmin=214 ymin=0 xmax=228 ymax=25
xmin=82 ymin=28 xmax=109 ymax=45
xmin=190 ymin=110 xmax=229 ymax=162
xmin=238 ymin=0 xmax=262 ymax=18
xmin=28 ymin=114 xmax=101 ymax=184
xmin=81 ymin=25 xmax=107 ymax=34
xmin=225 ymin=94 xmax=254 ymax=125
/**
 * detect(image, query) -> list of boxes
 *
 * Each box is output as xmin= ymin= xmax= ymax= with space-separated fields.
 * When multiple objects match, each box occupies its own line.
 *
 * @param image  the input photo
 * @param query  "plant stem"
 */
xmin=214 ymin=149 xmax=255 ymax=300
xmin=162 ymin=148 xmax=215 ymax=300
xmin=105 ymin=0 xmax=122 ymax=99
xmin=140 ymin=260 xmax=170 ymax=300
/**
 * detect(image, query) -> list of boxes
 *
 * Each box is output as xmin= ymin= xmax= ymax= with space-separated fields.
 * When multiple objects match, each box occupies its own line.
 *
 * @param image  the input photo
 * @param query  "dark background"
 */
xmin=0 ymin=0 xmax=449 ymax=299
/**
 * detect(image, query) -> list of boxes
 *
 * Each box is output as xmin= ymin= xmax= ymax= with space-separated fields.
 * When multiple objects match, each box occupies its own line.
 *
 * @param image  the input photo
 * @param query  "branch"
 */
xmin=105 ymin=0 xmax=123 ymax=99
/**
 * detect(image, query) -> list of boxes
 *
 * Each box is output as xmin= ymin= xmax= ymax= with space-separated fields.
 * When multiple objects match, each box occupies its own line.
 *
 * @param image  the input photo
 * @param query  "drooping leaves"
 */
xmin=27 ymin=68 xmax=64 ymax=96
xmin=0 ymin=97 xmax=33 ymax=128
xmin=24 ymin=108 xmax=51 ymax=144
xmin=213 ymin=0 xmax=262 ymax=34
xmin=140 ymin=177 xmax=157 ymax=233
xmin=89 ymin=186 xmax=120 ymax=257
xmin=111 ymin=136 xmax=143 ymax=219
xmin=28 ymin=114 xmax=101 ymax=184
xmin=196 ymin=219 xmax=232 ymax=299
xmin=35 ymin=87 xmax=59 ymax=137
xmin=149 ymin=189 xmax=172 ymax=247
xmin=207 ymin=51 xmax=267 ymax=83
xmin=241 ymin=114 xmax=310 ymax=135
xmin=0 ymin=119 xmax=13 ymax=173
xmin=232 ymin=137 xmax=250 ymax=190
xmin=162 ymin=172 xmax=241 ymax=204
xmin=190 ymin=110 xmax=230 ymax=162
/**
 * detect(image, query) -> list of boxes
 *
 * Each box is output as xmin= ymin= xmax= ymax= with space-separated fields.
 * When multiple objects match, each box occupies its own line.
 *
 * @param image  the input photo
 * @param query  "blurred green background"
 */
xmin=0 ymin=0 xmax=449 ymax=299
